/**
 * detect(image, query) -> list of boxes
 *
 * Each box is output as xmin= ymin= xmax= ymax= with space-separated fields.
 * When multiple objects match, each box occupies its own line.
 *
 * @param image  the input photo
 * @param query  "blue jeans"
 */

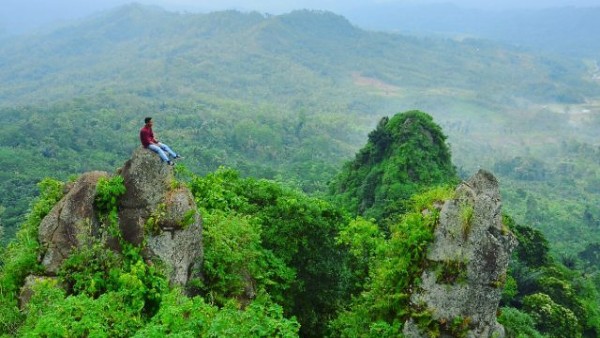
xmin=148 ymin=143 xmax=177 ymax=162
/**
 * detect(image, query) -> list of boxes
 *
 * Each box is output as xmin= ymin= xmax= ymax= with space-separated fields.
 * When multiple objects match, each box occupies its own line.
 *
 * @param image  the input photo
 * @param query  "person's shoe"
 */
xmin=174 ymin=155 xmax=184 ymax=160
xmin=167 ymin=160 xmax=175 ymax=166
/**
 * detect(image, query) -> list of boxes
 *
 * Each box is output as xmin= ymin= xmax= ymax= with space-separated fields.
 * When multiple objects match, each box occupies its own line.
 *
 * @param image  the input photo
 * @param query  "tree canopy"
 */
xmin=330 ymin=110 xmax=458 ymax=221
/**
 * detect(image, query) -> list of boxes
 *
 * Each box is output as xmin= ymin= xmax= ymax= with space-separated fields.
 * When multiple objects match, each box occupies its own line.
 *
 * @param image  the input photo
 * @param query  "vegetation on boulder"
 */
xmin=330 ymin=110 xmax=458 ymax=221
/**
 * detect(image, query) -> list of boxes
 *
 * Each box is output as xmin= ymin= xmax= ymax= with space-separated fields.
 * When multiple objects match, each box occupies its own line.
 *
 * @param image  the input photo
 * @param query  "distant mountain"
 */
xmin=0 ymin=4 xmax=596 ymax=107
xmin=344 ymin=4 xmax=600 ymax=58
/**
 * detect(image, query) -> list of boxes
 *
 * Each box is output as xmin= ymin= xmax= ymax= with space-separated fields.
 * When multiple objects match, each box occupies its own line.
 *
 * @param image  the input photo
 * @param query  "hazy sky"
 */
xmin=2 ymin=0 xmax=599 ymax=34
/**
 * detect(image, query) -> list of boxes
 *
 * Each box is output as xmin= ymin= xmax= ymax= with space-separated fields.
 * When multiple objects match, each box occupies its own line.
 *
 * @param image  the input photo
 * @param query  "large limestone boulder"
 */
xmin=145 ymin=187 xmax=203 ymax=286
xmin=404 ymin=170 xmax=517 ymax=338
xmin=117 ymin=147 xmax=173 ymax=245
xmin=38 ymin=171 xmax=109 ymax=274
xmin=118 ymin=147 xmax=203 ymax=286
xmin=36 ymin=147 xmax=202 ymax=288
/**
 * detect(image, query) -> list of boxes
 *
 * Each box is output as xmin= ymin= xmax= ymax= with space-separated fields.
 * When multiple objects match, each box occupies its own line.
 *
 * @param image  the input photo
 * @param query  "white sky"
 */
xmin=2 ymin=0 xmax=600 ymax=34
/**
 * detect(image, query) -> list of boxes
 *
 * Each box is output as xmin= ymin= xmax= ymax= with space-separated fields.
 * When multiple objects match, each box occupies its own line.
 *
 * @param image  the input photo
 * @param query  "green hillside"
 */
xmin=1 ymin=5 xmax=596 ymax=107
xmin=1 ymin=4 xmax=600 ymax=258
xmin=330 ymin=111 xmax=458 ymax=221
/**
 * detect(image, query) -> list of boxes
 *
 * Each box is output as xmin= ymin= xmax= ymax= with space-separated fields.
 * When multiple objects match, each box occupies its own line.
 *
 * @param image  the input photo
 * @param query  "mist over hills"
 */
xmin=5 ymin=2 xmax=599 ymax=59
xmin=344 ymin=4 xmax=600 ymax=59
xmin=1 ymin=3 xmax=600 ymax=254
xmin=0 ymin=3 xmax=597 ymax=107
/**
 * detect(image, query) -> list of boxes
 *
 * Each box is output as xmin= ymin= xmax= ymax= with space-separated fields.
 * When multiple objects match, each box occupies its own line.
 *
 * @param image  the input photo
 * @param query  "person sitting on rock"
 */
xmin=140 ymin=117 xmax=182 ymax=166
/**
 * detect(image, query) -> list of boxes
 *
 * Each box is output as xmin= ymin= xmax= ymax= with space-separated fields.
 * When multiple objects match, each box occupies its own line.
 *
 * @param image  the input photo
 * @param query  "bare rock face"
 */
xmin=403 ymin=170 xmax=517 ymax=338
xmin=38 ymin=171 xmax=109 ymax=274
xmin=117 ymin=147 xmax=203 ymax=286
xmin=117 ymin=147 xmax=173 ymax=245
xmin=145 ymin=187 xmax=203 ymax=286
xmin=146 ymin=220 xmax=202 ymax=286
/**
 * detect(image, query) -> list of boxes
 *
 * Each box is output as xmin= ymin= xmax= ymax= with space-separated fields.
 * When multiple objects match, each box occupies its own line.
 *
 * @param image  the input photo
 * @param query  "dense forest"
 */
xmin=0 ymin=5 xmax=600 ymax=337
xmin=1 ymin=110 xmax=599 ymax=337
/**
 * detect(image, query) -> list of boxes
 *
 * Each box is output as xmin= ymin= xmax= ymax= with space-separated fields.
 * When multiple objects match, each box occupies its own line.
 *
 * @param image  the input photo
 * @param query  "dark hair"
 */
xmin=144 ymin=117 xmax=152 ymax=124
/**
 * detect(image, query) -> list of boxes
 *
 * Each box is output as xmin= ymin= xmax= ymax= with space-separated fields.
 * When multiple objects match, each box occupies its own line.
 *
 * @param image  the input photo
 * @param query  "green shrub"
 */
xmin=19 ymin=278 xmax=145 ymax=337
xmin=459 ymin=201 xmax=474 ymax=239
xmin=190 ymin=167 xmax=351 ymax=337
xmin=94 ymin=175 xmax=126 ymax=238
xmin=117 ymin=245 xmax=168 ymax=316
xmin=330 ymin=186 xmax=453 ymax=337
xmin=16 ymin=237 xmax=169 ymax=336
xmin=134 ymin=289 xmax=299 ymax=337
xmin=501 ymin=273 xmax=519 ymax=304
xmin=336 ymin=217 xmax=385 ymax=292
xmin=504 ymin=215 xmax=551 ymax=268
xmin=498 ymin=307 xmax=546 ymax=338
xmin=94 ymin=176 xmax=126 ymax=215
xmin=523 ymin=293 xmax=581 ymax=338
xmin=199 ymin=210 xmax=294 ymax=306
xmin=58 ymin=238 xmax=122 ymax=297
xmin=0 ymin=178 xmax=63 ymax=335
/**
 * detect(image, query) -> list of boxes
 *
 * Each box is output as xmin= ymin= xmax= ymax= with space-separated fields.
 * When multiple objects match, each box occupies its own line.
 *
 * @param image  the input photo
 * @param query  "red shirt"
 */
xmin=140 ymin=125 xmax=157 ymax=148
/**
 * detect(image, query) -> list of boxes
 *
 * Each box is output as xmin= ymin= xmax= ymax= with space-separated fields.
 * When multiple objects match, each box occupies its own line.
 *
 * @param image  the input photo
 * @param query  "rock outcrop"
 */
xmin=117 ymin=147 xmax=174 ymax=245
xmin=118 ymin=147 xmax=203 ymax=286
xmin=36 ymin=147 xmax=202 ymax=287
xmin=403 ymin=170 xmax=517 ymax=338
xmin=38 ymin=171 xmax=109 ymax=274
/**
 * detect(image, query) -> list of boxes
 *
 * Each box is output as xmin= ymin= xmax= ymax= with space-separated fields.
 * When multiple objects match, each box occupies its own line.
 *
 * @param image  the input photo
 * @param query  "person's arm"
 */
xmin=150 ymin=130 xmax=159 ymax=144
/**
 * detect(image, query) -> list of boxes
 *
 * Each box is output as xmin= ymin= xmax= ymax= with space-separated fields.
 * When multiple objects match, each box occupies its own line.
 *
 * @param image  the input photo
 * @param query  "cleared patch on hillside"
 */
xmin=351 ymin=72 xmax=401 ymax=96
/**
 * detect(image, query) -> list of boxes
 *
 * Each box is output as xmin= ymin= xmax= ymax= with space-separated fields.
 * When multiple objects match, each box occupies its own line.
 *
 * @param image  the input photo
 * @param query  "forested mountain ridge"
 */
xmin=0 ymin=3 xmax=596 ymax=107
xmin=1 ymin=4 xmax=600 ymax=261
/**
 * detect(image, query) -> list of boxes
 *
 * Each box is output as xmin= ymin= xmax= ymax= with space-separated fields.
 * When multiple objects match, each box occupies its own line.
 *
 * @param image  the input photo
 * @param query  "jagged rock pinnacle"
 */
xmin=403 ymin=170 xmax=517 ymax=338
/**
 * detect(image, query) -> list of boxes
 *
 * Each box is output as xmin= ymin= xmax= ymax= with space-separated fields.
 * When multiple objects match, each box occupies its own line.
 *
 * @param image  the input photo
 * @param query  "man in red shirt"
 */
xmin=140 ymin=117 xmax=182 ymax=166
